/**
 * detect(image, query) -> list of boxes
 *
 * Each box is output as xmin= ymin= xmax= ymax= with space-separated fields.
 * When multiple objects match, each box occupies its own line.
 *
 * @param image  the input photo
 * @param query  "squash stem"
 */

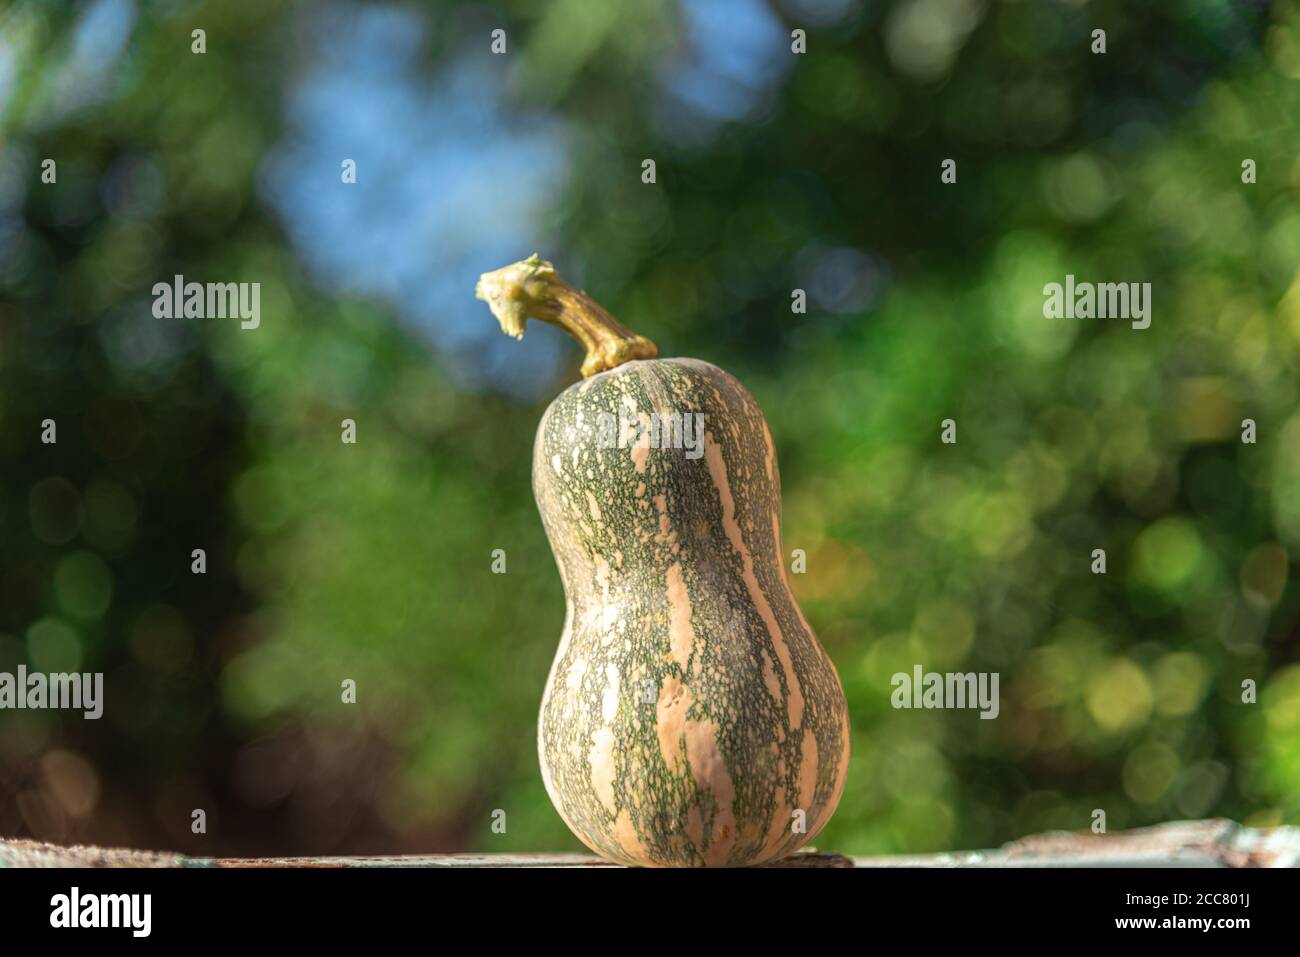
xmin=476 ymin=255 xmax=658 ymax=377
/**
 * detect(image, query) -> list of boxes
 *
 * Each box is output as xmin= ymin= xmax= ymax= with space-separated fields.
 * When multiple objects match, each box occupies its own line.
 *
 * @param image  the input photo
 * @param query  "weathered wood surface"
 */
xmin=852 ymin=819 xmax=1300 ymax=868
xmin=0 ymin=844 xmax=852 ymax=868
xmin=2 ymin=819 xmax=1297 ymax=868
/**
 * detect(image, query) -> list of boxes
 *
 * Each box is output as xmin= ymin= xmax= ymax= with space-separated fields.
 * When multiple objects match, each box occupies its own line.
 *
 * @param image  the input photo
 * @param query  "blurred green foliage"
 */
xmin=1 ymin=0 xmax=1299 ymax=857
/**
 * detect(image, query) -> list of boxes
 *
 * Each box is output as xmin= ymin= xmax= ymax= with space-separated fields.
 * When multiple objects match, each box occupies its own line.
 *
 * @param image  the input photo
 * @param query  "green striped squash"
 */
xmin=478 ymin=257 xmax=850 ymax=867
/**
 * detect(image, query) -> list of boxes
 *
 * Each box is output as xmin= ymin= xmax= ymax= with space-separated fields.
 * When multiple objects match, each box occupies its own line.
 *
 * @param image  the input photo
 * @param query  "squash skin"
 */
xmin=533 ymin=357 xmax=850 ymax=867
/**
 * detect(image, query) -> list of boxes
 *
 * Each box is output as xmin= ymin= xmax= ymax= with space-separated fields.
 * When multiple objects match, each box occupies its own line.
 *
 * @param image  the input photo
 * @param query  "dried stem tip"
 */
xmin=476 ymin=254 xmax=658 ymax=378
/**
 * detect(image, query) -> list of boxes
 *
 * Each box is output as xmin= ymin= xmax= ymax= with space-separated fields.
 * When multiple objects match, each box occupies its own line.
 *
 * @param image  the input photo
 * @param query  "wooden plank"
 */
xmin=852 ymin=819 xmax=1300 ymax=868
xmin=0 ymin=841 xmax=851 ymax=868
xmin=2 ymin=819 xmax=1297 ymax=868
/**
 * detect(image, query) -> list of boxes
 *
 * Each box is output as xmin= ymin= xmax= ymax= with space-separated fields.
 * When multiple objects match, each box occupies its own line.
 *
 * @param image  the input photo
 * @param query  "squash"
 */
xmin=477 ymin=256 xmax=850 ymax=866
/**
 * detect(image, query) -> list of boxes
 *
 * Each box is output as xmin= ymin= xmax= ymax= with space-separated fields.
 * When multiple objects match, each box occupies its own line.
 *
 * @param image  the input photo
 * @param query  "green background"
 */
xmin=1 ymin=0 xmax=1299 ymax=857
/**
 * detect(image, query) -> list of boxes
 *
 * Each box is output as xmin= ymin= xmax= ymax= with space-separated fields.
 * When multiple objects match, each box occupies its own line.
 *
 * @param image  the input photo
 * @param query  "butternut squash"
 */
xmin=477 ymin=256 xmax=850 ymax=866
